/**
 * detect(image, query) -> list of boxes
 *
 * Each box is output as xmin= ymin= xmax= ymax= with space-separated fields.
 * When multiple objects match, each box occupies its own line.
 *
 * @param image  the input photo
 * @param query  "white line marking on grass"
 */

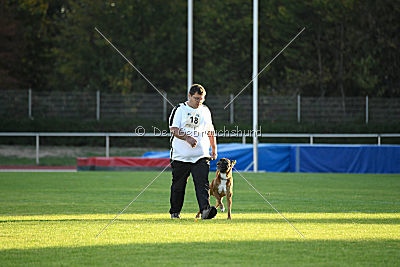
xmin=233 ymin=166 xmax=305 ymax=238
xmin=95 ymin=161 xmax=172 ymax=238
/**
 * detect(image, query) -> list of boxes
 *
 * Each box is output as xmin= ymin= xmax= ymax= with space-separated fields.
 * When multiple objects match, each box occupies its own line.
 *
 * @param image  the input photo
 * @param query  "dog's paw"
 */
xmin=220 ymin=207 xmax=225 ymax=212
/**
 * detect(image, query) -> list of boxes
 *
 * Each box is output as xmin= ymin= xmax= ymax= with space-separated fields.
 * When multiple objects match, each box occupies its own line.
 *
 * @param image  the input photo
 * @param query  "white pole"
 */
xmin=106 ymin=135 xmax=110 ymax=158
xmin=96 ymin=90 xmax=100 ymax=121
xmin=163 ymin=91 xmax=167 ymax=121
xmin=365 ymin=95 xmax=368 ymax=124
xmin=253 ymin=0 xmax=258 ymax=172
xmin=230 ymin=94 xmax=234 ymax=123
xmin=36 ymin=134 xmax=39 ymax=165
xmin=295 ymin=146 xmax=300 ymax=172
xmin=187 ymin=0 xmax=193 ymax=97
xmin=297 ymin=94 xmax=301 ymax=123
xmin=28 ymin=88 xmax=32 ymax=119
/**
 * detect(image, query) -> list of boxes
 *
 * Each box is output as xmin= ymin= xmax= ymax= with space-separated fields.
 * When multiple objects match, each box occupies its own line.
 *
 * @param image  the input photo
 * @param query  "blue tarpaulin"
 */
xmin=143 ymin=143 xmax=400 ymax=174
xmin=289 ymin=144 xmax=400 ymax=174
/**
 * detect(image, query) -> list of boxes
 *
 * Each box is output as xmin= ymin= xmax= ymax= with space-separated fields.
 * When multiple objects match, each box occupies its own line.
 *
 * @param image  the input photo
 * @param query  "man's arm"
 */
xmin=208 ymin=125 xmax=217 ymax=160
xmin=170 ymin=127 xmax=197 ymax=148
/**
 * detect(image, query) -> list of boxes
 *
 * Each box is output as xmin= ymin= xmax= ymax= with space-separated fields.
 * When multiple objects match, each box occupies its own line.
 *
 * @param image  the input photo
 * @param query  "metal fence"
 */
xmin=1 ymin=90 xmax=399 ymax=123
xmin=2 ymin=132 xmax=399 ymax=164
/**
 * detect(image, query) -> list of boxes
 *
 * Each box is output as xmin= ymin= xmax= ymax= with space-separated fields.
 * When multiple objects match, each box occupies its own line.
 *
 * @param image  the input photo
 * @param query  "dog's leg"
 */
xmin=210 ymin=189 xmax=220 ymax=210
xmin=195 ymin=211 xmax=201 ymax=218
xmin=219 ymin=197 xmax=225 ymax=212
xmin=227 ymin=194 xmax=232 ymax=219
xmin=215 ymin=200 xmax=220 ymax=209
xmin=215 ymin=194 xmax=224 ymax=212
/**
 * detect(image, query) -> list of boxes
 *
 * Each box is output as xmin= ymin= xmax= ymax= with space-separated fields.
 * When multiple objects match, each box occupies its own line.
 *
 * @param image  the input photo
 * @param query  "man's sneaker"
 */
xmin=201 ymin=206 xmax=217 ymax=220
xmin=171 ymin=213 xmax=181 ymax=219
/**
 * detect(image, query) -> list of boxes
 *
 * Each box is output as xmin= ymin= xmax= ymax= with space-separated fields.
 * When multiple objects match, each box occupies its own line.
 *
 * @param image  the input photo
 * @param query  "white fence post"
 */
xmin=163 ymin=91 xmax=167 ymax=122
xmin=230 ymin=94 xmax=234 ymax=124
xmin=365 ymin=95 xmax=369 ymax=124
xmin=96 ymin=90 xmax=100 ymax=121
xmin=28 ymin=88 xmax=32 ymax=119
xmin=297 ymin=94 xmax=301 ymax=123
xmin=36 ymin=134 xmax=39 ymax=165
xmin=106 ymin=135 xmax=110 ymax=158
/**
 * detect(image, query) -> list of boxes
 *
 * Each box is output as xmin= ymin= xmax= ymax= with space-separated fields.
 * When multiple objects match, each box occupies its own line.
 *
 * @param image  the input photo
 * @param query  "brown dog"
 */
xmin=196 ymin=158 xmax=236 ymax=219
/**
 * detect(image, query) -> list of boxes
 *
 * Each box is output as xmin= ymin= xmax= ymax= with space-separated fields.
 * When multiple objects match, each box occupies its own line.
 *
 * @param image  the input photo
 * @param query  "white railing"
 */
xmin=0 ymin=132 xmax=399 ymax=164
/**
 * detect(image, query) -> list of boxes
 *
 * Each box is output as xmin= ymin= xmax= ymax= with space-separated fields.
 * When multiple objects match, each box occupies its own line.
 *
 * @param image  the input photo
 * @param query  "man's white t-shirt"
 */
xmin=169 ymin=102 xmax=214 ymax=163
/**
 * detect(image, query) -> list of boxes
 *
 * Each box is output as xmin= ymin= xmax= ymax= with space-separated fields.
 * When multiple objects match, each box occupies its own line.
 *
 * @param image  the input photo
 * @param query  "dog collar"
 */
xmin=219 ymin=173 xmax=228 ymax=180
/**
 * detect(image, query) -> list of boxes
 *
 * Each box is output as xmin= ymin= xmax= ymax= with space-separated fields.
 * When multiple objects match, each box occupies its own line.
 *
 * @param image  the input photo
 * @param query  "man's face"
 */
xmin=188 ymin=92 xmax=205 ymax=108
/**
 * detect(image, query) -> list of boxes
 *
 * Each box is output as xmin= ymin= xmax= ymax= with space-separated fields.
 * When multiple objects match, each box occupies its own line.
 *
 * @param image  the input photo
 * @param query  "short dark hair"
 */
xmin=189 ymin=84 xmax=206 ymax=96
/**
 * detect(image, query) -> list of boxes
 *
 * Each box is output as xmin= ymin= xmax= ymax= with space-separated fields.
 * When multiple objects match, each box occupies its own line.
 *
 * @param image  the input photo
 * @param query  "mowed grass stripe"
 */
xmin=1 ymin=172 xmax=399 ymax=215
xmin=1 ymin=213 xmax=400 ymax=250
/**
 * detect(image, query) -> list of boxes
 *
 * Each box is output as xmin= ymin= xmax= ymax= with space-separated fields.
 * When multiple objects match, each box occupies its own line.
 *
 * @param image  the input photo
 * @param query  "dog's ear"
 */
xmin=231 ymin=160 xmax=237 ymax=167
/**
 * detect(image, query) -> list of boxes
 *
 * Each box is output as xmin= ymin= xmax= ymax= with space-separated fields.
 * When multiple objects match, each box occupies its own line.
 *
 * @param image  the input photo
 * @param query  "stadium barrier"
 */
xmin=77 ymin=157 xmax=170 ymax=171
xmin=142 ymin=143 xmax=400 ymax=174
xmin=1 ymin=133 xmax=399 ymax=170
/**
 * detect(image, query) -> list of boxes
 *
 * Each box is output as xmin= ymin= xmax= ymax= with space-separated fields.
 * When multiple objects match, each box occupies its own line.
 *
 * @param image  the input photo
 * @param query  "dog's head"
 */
xmin=217 ymin=158 xmax=236 ymax=173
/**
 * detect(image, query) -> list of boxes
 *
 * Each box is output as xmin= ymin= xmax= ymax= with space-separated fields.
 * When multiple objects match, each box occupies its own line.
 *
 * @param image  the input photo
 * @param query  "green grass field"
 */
xmin=0 ymin=171 xmax=399 ymax=266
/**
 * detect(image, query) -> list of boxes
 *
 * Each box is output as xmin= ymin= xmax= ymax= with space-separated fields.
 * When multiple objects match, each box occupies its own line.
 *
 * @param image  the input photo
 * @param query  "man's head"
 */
xmin=188 ymin=84 xmax=206 ymax=108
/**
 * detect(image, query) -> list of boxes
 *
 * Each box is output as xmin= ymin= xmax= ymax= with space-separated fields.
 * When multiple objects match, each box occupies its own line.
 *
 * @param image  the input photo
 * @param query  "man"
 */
xmin=168 ymin=84 xmax=218 ymax=219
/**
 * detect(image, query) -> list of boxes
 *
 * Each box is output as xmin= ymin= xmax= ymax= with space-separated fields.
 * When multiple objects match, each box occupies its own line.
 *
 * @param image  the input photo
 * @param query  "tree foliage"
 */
xmin=1 ymin=0 xmax=399 ymax=96
xmin=0 ymin=0 xmax=67 ymax=89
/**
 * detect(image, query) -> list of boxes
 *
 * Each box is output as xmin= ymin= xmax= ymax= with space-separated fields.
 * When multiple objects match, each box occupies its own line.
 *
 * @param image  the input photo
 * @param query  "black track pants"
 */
xmin=169 ymin=157 xmax=211 ymax=214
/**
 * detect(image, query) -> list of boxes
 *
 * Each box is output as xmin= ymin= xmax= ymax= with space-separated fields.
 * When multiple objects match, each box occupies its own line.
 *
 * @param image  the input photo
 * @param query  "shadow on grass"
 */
xmin=1 ymin=240 xmax=399 ymax=265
